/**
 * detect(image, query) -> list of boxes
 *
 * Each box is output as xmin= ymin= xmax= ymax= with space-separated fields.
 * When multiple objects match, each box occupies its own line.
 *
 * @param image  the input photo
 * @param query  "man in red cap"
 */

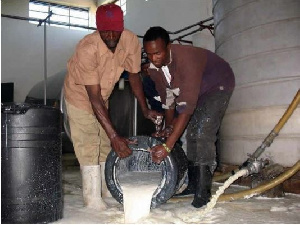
xmin=64 ymin=4 xmax=160 ymax=210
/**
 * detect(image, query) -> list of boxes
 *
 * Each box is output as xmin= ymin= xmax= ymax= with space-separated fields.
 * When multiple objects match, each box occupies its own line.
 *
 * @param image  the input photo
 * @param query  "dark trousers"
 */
xmin=186 ymin=90 xmax=232 ymax=173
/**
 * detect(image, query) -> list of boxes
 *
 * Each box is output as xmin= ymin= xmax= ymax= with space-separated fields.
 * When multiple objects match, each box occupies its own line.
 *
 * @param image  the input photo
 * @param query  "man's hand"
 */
xmin=141 ymin=63 xmax=150 ymax=75
xmin=150 ymin=144 xmax=169 ymax=164
xmin=152 ymin=125 xmax=173 ymax=138
xmin=110 ymin=135 xmax=135 ymax=158
xmin=144 ymin=109 xmax=163 ymax=123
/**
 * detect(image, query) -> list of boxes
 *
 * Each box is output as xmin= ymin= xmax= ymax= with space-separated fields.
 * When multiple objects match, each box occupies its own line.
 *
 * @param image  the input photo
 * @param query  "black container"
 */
xmin=108 ymin=80 xmax=156 ymax=137
xmin=1 ymin=103 xmax=63 ymax=224
xmin=105 ymin=136 xmax=188 ymax=208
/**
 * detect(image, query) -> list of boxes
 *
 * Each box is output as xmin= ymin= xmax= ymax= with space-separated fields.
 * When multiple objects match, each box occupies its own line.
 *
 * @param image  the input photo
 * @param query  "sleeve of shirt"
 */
xmin=72 ymin=42 xmax=99 ymax=85
xmin=123 ymin=34 xmax=142 ymax=73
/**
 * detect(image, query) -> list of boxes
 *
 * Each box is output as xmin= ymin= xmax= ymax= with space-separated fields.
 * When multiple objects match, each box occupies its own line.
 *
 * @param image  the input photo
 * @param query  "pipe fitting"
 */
xmin=242 ymin=158 xmax=269 ymax=176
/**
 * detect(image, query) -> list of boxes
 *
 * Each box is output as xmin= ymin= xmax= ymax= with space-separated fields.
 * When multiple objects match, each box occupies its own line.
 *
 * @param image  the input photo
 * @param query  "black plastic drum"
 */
xmin=1 ymin=103 xmax=63 ymax=224
xmin=105 ymin=136 xmax=188 ymax=208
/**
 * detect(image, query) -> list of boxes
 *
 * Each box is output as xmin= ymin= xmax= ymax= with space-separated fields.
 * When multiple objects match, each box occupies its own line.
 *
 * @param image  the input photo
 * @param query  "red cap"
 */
xmin=96 ymin=4 xmax=124 ymax=31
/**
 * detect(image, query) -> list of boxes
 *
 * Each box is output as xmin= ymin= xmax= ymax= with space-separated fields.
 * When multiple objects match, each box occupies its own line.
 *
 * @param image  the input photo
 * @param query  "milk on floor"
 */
xmin=118 ymin=171 xmax=162 ymax=223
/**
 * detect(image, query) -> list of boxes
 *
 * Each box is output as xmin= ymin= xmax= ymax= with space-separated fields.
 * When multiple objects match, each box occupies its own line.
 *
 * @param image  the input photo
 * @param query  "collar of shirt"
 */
xmin=97 ymin=31 xmax=125 ymax=58
xmin=149 ymin=50 xmax=173 ymax=85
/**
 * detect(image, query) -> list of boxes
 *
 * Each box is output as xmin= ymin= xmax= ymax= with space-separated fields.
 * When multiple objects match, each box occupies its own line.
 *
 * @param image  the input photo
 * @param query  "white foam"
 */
xmin=119 ymin=171 xmax=162 ymax=223
xmin=270 ymin=206 xmax=288 ymax=212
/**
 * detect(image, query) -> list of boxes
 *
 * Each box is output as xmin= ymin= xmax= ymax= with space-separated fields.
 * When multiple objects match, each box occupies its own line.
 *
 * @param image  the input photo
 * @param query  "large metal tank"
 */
xmin=213 ymin=0 xmax=300 ymax=167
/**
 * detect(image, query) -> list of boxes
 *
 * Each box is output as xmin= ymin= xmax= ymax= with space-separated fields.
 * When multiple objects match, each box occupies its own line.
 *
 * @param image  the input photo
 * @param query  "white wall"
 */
xmin=1 ymin=0 xmax=213 ymax=102
xmin=1 ymin=0 xmax=97 ymax=102
xmin=124 ymin=0 xmax=212 ymax=42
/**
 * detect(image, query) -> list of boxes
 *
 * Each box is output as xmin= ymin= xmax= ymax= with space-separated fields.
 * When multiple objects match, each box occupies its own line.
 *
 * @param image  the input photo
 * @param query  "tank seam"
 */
xmin=233 ymin=76 xmax=300 ymax=90
xmin=219 ymin=135 xmax=300 ymax=140
xmin=224 ymin=104 xmax=300 ymax=115
xmin=213 ymin=0 xmax=257 ymax=29
xmin=215 ymin=17 xmax=300 ymax=53
xmin=228 ymin=47 xmax=300 ymax=65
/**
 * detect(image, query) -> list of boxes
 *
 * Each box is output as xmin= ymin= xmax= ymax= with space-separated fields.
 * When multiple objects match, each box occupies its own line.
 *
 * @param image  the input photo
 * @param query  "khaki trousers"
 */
xmin=65 ymin=101 xmax=111 ymax=165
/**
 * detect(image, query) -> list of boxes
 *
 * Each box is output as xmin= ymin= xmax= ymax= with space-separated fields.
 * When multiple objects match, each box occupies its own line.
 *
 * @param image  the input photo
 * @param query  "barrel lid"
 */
xmin=1 ymin=103 xmax=57 ymax=114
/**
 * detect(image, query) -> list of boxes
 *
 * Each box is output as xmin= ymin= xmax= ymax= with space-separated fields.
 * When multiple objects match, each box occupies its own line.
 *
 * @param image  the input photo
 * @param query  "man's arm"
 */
xmin=166 ymin=113 xmax=191 ymax=149
xmin=164 ymin=108 xmax=175 ymax=128
xmin=128 ymin=72 xmax=162 ymax=121
xmin=150 ymin=113 xmax=191 ymax=164
xmin=85 ymin=84 xmax=132 ymax=158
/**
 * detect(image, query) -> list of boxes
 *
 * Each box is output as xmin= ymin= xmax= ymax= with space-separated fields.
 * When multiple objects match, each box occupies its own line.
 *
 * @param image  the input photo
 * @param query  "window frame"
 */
xmin=29 ymin=0 xmax=90 ymax=30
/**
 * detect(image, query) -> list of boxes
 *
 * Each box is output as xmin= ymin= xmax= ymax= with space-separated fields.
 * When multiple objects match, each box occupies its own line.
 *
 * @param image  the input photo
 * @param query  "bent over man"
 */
xmin=64 ymin=4 xmax=159 ymax=210
xmin=143 ymin=26 xmax=235 ymax=208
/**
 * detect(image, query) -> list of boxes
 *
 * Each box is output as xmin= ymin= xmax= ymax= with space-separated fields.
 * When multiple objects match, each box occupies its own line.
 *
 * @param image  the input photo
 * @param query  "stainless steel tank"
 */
xmin=213 ymin=0 xmax=300 ymax=167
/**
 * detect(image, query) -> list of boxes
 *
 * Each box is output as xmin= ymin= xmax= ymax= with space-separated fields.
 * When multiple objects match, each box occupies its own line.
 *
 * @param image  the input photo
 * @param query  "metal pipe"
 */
xmin=1 ymin=14 xmax=41 ymax=22
xmin=167 ymin=17 xmax=214 ymax=34
xmin=171 ymin=23 xmax=214 ymax=42
xmin=43 ymin=21 xmax=47 ymax=105
xmin=37 ymin=11 xmax=53 ymax=106
xmin=251 ymin=89 xmax=300 ymax=159
xmin=171 ymin=160 xmax=300 ymax=203
xmin=218 ymin=160 xmax=300 ymax=202
xmin=1 ymin=13 xmax=97 ymax=30
xmin=133 ymin=97 xmax=137 ymax=136
xmin=213 ymin=89 xmax=300 ymax=181
xmin=2 ymin=14 xmax=213 ymax=44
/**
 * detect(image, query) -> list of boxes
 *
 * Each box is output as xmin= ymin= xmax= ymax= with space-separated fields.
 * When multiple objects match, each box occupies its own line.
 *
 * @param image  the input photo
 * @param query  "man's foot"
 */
xmin=191 ymin=196 xmax=209 ymax=208
xmin=174 ymin=187 xmax=195 ymax=196
xmin=191 ymin=165 xmax=212 ymax=208
xmin=85 ymin=197 xmax=107 ymax=210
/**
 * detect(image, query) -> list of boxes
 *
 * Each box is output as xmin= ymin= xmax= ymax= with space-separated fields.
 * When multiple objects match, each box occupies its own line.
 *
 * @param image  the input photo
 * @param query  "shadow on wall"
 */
xmin=25 ymin=70 xmax=67 ymax=107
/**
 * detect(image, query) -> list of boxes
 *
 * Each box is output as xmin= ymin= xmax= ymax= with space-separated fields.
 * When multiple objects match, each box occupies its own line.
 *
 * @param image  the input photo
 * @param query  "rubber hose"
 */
xmin=170 ymin=160 xmax=299 ymax=203
xmin=273 ymin=89 xmax=299 ymax=134
xmin=218 ymin=160 xmax=300 ymax=202
xmin=213 ymin=89 xmax=300 ymax=181
xmin=213 ymin=169 xmax=239 ymax=182
xmin=171 ymin=90 xmax=300 ymax=203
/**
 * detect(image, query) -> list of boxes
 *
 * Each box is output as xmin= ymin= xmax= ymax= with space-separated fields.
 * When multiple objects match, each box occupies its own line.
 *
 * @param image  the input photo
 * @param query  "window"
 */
xmin=115 ymin=0 xmax=127 ymax=15
xmin=29 ymin=0 xmax=89 ymax=30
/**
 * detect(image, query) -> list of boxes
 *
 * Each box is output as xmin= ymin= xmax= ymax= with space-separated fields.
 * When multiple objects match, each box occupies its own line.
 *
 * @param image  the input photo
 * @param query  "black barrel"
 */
xmin=108 ymin=79 xmax=156 ymax=137
xmin=105 ymin=136 xmax=188 ymax=208
xmin=1 ymin=103 xmax=63 ymax=224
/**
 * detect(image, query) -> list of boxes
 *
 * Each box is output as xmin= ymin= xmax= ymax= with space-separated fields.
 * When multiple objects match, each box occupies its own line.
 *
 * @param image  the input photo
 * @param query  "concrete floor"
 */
xmin=59 ymin=136 xmax=299 ymax=224
xmin=52 ymin=166 xmax=300 ymax=224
